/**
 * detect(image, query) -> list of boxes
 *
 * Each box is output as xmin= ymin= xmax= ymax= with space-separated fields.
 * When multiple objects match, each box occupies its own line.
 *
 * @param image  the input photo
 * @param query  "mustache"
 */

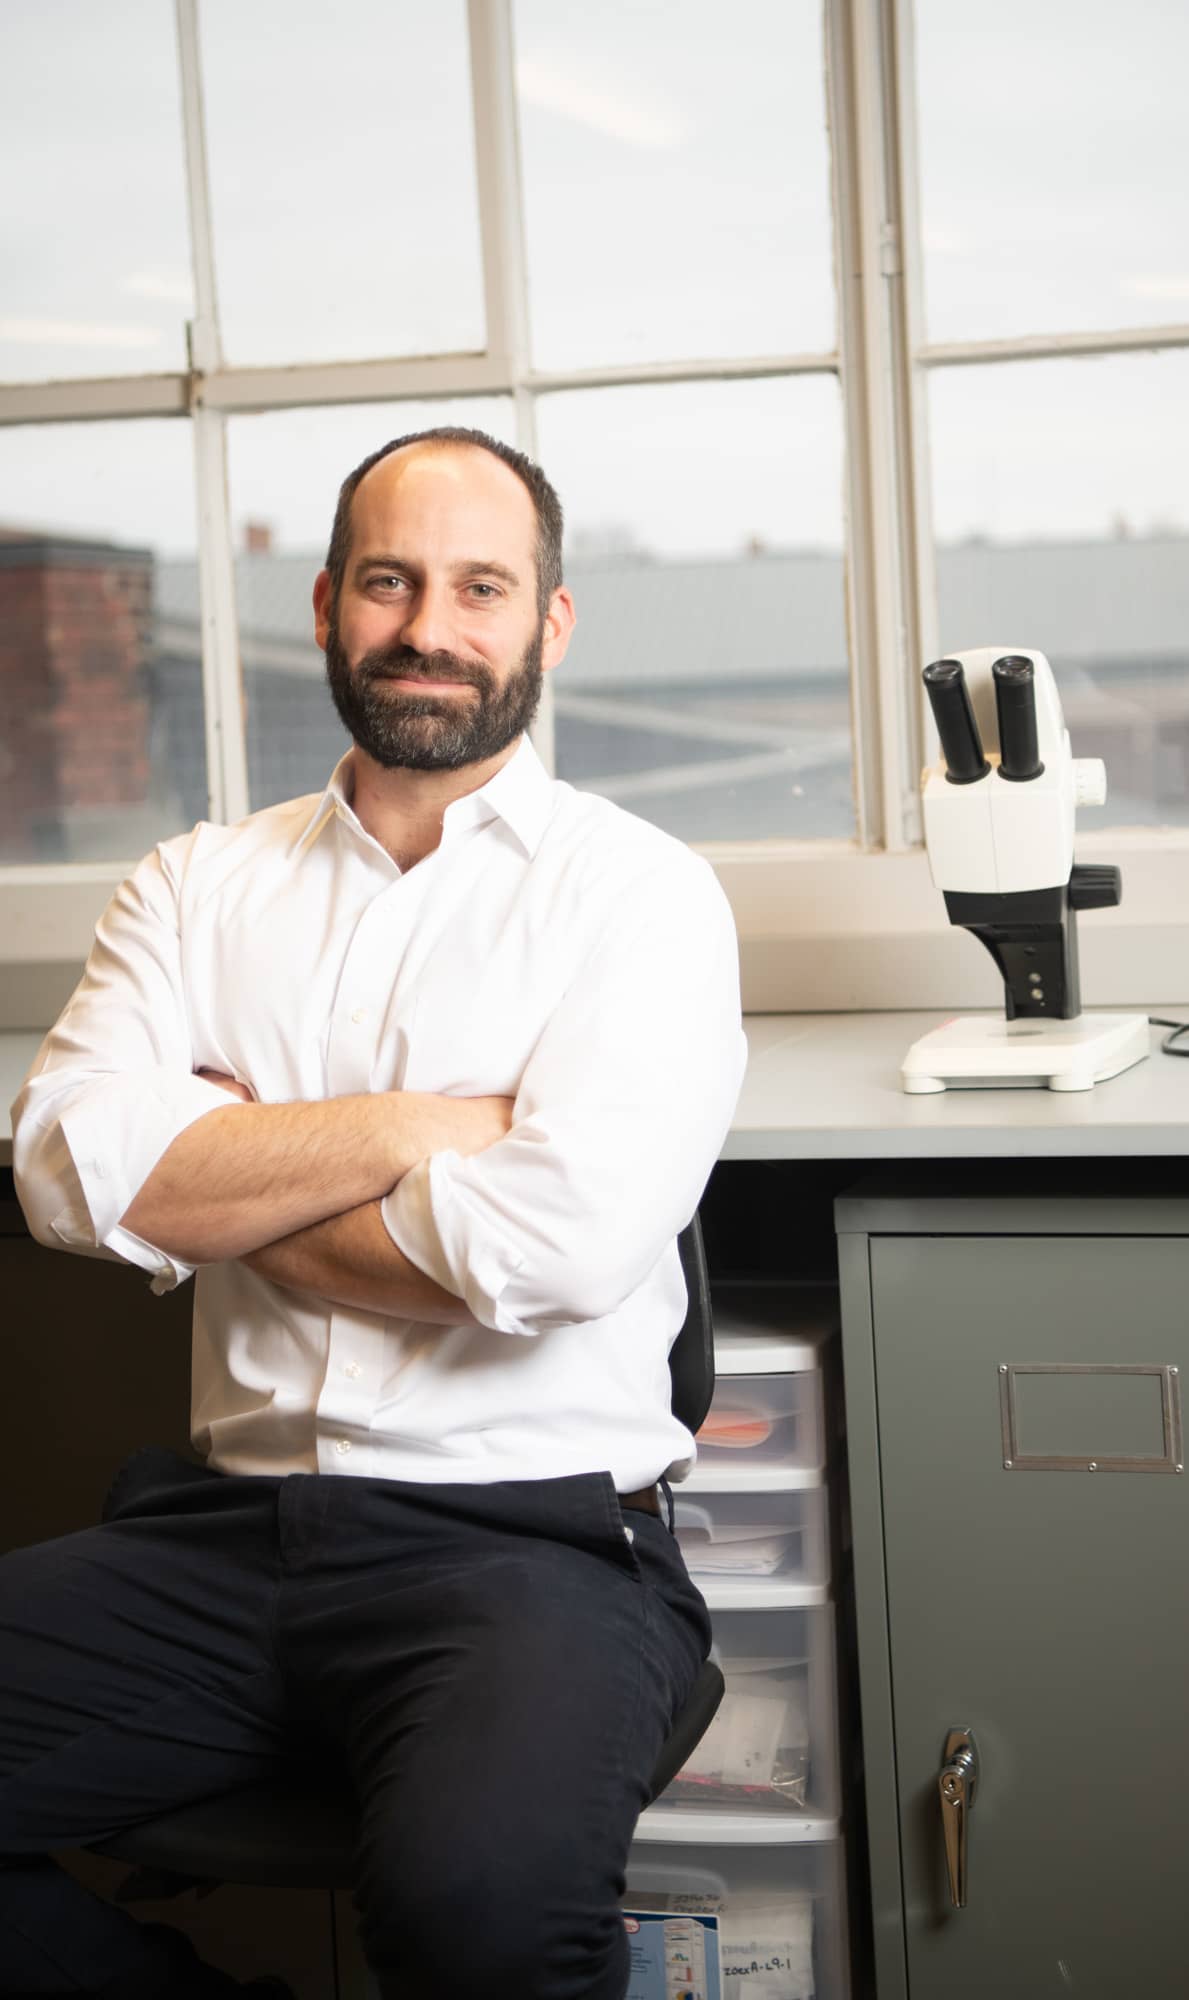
xmin=354 ymin=644 xmax=489 ymax=690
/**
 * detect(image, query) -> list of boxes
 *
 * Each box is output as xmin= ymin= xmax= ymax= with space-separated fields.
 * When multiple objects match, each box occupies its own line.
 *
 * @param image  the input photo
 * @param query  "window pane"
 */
xmin=536 ymin=376 xmax=853 ymax=841
xmin=514 ymin=0 xmax=834 ymax=369
xmin=224 ymin=399 xmax=516 ymax=809
xmin=200 ymin=0 xmax=485 ymax=366
xmin=929 ymin=351 xmax=1189 ymax=827
xmin=0 ymin=421 xmax=204 ymax=861
xmin=0 ymin=1 xmax=192 ymax=382
xmin=915 ymin=0 xmax=1189 ymax=343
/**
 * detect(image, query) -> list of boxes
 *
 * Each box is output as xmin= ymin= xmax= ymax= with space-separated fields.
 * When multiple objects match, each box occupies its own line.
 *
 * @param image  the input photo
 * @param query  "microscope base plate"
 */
xmin=900 ymin=1012 xmax=1150 ymax=1094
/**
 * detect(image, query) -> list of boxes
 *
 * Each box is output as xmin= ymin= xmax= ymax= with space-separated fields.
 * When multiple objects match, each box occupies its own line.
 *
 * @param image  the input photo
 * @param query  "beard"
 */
xmin=323 ymin=612 xmax=545 ymax=772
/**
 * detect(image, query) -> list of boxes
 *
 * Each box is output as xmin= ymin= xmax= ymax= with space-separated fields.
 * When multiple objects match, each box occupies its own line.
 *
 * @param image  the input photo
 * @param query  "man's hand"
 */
xmin=413 ymin=1093 xmax=515 ymax=1158
xmin=244 ymin=1200 xmax=482 ymax=1324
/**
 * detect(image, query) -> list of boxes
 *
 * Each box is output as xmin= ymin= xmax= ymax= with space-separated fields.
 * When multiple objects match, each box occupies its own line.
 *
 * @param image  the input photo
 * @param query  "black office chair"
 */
xmin=93 ymin=1216 xmax=724 ymax=1915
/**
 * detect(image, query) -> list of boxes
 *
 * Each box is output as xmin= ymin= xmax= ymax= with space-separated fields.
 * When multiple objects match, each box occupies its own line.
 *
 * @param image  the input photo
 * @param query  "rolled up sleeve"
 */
xmin=11 ymin=841 xmax=234 ymax=1292
xmin=382 ymin=854 xmax=747 ymax=1335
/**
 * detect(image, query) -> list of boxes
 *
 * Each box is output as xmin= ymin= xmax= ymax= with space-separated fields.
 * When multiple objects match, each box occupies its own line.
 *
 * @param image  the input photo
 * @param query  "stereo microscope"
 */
xmin=900 ymin=646 xmax=1150 ymax=1093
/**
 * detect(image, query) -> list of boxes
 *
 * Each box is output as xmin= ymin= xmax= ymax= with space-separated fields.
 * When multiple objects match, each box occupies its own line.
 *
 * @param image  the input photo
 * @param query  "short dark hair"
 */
xmin=323 ymin=426 xmax=564 ymax=617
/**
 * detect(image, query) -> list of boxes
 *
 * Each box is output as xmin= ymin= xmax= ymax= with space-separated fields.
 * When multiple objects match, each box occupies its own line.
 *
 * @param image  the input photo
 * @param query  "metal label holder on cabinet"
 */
xmin=998 ymin=1361 xmax=1184 ymax=1474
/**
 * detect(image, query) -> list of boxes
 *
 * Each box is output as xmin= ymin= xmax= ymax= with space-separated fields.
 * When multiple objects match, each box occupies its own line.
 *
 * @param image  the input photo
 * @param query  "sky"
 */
xmin=0 ymin=0 xmax=1186 ymax=558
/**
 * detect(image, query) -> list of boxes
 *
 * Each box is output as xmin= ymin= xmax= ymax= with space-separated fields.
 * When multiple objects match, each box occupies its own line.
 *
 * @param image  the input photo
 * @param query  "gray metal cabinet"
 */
xmin=837 ymin=1187 xmax=1189 ymax=2000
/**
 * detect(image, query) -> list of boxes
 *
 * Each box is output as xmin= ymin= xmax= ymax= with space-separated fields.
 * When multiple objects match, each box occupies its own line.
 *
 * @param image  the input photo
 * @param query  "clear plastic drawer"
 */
xmin=695 ymin=1373 xmax=825 ymax=1473
xmin=673 ymin=1487 xmax=830 ymax=1587
xmin=625 ymin=1837 xmax=848 ymax=2000
xmin=657 ymin=1607 xmax=838 ymax=1819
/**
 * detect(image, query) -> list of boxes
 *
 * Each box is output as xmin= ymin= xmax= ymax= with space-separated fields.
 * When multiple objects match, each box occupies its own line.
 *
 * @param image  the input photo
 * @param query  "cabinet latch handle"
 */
xmin=938 ymin=1726 xmax=979 ymax=1909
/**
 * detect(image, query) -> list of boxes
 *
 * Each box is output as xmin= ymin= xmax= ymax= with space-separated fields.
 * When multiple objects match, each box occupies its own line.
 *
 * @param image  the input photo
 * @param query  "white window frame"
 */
xmin=2 ymin=0 xmax=1187 ymax=1027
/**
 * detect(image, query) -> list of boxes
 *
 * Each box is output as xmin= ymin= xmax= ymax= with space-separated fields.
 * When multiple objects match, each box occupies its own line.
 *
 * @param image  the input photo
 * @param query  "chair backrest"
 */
xmin=670 ymin=1213 xmax=715 ymax=1436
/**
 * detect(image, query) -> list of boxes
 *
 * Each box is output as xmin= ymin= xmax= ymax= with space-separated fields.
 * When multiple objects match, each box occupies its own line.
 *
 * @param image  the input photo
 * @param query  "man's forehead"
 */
xmin=355 ymin=442 xmax=532 ymax=524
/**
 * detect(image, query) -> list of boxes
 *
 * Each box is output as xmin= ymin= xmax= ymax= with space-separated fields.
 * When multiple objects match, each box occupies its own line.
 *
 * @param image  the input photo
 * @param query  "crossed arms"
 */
xmin=14 ymin=841 xmax=746 ymax=1337
xmin=119 ymin=1080 xmax=513 ymax=1324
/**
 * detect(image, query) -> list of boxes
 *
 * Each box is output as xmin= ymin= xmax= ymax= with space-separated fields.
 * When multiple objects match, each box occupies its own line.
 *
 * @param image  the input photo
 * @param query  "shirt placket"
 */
xmin=316 ymin=873 xmax=412 ymax=1475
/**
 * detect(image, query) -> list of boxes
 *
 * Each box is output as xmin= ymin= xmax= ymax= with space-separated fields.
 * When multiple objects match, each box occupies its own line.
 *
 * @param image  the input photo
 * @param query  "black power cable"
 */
xmin=1149 ymin=1017 xmax=1189 ymax=1057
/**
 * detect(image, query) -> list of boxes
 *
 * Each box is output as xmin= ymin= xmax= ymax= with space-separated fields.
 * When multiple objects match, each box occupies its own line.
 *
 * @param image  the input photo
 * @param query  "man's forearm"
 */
xmin=243 ymin=1200 xmax=480 ymax=1325
xmin=118 ymin=1095 xmax=412 ymax=1266
xmin=119 ymin=1089 xmax=509 ymax=1269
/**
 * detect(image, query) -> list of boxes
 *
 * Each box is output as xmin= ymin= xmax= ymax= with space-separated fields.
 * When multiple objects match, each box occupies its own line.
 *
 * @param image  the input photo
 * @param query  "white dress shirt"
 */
xmin=12 ymin=737 xmax=747 ymax=1490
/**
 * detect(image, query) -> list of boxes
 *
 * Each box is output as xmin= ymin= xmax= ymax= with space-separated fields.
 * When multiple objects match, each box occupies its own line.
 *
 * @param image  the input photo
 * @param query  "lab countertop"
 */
xmin=3 ymin=1012 xmax=1188 ymax=1172
xmin=725 ymin=1012 xmax=1189 ymax=1158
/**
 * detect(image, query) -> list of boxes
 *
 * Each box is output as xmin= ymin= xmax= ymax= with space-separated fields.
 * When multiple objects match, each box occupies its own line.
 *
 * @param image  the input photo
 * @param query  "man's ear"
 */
xmin=313 ymin=569 xmax=334 ymax=649
xmin=541 ymin=586 xmax=576 ymax=675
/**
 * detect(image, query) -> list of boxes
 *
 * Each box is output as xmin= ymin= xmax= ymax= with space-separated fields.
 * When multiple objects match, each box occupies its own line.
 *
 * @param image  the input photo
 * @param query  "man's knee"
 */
xmin=357 ymin=1853 xmax=629 ymax=2000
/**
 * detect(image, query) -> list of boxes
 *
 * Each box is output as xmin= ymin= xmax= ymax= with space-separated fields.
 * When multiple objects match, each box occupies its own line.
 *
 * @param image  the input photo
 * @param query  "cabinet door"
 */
xmin=872 ymin=1233 xmax=1189 ymax=2000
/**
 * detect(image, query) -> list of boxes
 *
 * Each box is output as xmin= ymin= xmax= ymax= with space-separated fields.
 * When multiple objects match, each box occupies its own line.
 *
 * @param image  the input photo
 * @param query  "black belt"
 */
xmin=618 ymin=1484 xmax=661 ymax=1517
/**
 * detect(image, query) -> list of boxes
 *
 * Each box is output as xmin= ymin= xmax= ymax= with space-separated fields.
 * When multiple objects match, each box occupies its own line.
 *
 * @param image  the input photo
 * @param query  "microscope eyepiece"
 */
xmin=992 ymin=654 xmax=1045 ymax=781
xmin=923 ymin=658 xmax=991 ymax=784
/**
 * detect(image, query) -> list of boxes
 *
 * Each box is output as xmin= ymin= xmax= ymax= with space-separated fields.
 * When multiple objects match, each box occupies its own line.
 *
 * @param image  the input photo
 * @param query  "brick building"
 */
xmin=0 ymin=533 xmax=154 ymax=861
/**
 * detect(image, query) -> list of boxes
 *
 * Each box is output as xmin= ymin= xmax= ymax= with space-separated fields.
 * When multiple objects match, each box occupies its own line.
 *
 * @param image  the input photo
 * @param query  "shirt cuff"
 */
xmin=57 ymin=1070 xmax=244 ymax=1288
xmin=381 ymin=1152 xmax=529 ymax=1334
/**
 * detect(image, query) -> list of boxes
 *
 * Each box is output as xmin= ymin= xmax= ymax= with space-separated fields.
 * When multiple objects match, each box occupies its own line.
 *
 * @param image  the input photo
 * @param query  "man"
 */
xmin=4 ymin=429 xmax=746 ymax=1999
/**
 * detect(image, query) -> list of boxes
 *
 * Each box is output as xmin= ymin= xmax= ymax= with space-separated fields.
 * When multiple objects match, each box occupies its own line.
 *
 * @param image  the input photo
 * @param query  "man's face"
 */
xmin=314 ymin=444 xmax=571 ymax=773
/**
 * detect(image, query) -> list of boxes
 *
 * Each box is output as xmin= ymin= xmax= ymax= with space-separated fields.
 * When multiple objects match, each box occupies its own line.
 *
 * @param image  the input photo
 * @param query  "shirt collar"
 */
xmin=464 ymin=733 xmax=555 ymax=857
xmin=298 ymin=733 xmax=555 ymax=861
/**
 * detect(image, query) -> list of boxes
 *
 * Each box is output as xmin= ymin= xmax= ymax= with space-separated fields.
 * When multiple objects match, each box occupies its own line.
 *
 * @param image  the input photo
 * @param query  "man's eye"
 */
xmin=371 ymin=574 xmax=406 ymax=591
xmin=467 ymin=582 xmax=499 ymax=600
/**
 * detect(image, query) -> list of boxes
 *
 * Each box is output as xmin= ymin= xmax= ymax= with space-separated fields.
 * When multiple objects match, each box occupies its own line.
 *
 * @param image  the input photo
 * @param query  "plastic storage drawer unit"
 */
xmin=695 ymin=1373 xmax=824 ymax=1474
xmin=625 ymin=1837 xmax=848 ymax=2000
xmin=656 ymin=1606 xmax=839 ymax=1820
xmin=673 ymin=1487 xmax=830 ymax=1587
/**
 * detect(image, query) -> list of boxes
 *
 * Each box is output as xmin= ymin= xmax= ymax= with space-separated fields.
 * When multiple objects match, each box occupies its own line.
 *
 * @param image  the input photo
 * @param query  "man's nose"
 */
xmin=397 ymin=583 xmax=457 ymax=658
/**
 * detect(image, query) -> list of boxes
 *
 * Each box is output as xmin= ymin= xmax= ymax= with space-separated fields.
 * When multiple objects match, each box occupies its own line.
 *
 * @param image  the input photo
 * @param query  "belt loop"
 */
xmin=659 ymin=1475 xmax=675 ymax=1534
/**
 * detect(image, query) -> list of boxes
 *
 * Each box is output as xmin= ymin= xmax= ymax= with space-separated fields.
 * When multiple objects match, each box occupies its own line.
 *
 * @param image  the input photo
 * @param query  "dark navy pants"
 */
xmin=0 ymin=1449 xmax=711 ymax=1999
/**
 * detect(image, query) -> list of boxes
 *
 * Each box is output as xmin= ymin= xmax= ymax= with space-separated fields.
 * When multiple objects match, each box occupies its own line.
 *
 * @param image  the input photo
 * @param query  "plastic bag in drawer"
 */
xmin=719 ymin=1895 xmax=815 ymax=2000
xmin=667 ymin=1659 xmax=810 ymax=1810
xmin=695 ymin=1373 xmax=823 ymax=1470
xmin=676 ymin=1503 xmax=798 ymax=1579
xmin=674 ymin=1492 xmax=828 ymax=1583
xmin=627 ymin=1844 xmax=845 ymax=2000
xmin=626 ymin=1878 xmax=814 ymax=2000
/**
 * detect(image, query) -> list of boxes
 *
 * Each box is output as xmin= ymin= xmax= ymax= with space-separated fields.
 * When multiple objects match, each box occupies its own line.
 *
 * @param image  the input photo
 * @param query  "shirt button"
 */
xmin=351 ymin=1007 xmax=368 ymax=1025
xmin=344 ymin=1362 xmax=361 ymax=1380
xmin=334 ymin=1438 xmax=352 ymax=1455
xmin=93 ymin=1160 xmax=107 ymax=1178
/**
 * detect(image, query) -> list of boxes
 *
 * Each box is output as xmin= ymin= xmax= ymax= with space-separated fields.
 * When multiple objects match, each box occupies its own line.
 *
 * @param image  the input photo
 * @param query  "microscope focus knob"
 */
xmin=1072 ymin=758 xmax=1107 ymax=808
xmin=1068 ymin=864 xmax=1122 ymax=912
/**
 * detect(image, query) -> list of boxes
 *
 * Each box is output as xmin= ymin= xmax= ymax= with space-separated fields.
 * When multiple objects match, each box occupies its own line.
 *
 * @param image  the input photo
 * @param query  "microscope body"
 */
xmin=920 ymin=646 xmax=1113 ymax=1021
xmin=902 ymin=646 xmax=1148 ymax=1092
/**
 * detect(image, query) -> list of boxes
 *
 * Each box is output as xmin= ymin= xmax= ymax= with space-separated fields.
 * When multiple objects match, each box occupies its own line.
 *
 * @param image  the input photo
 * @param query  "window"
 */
xmin=536 ymin=375 xmax=850 ymax=841
xmin=0 ymin=1 xmax=193 ymax=381
xmin=0 ymin=421 xmax=202 ymax=863
xmin=914 ymin=0 xmax=1189 ymax=344
xmin=3 ymin=1 xmax=1186 ymax=1023
xmin=928 ymin=352 xmax=1189 ymax=829
xmin=916 ymin=0 xmax=1189 ymax=836
xmin=198 ymin=0 xmax=485 ymax=366
xmin=514 ymin=0 xmax=834 ymax=368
